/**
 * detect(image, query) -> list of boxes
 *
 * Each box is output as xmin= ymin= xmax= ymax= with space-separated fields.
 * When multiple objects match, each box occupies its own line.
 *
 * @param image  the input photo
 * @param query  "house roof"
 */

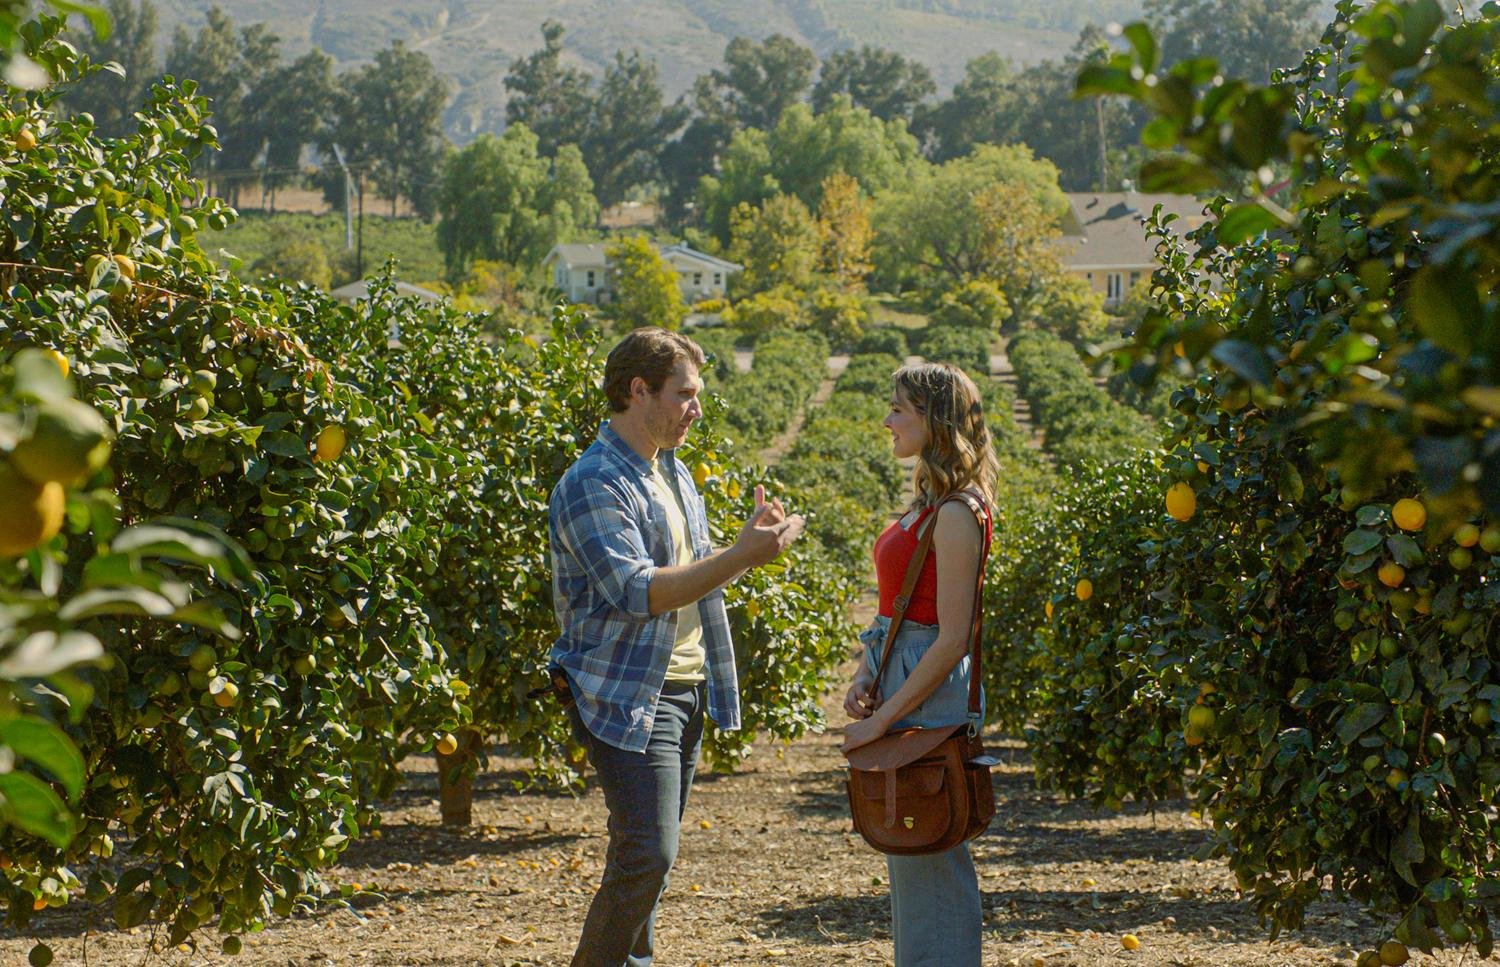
xmin=659 ymin=243 xmax=742 ymax=273
xmin=1059 ymin=192 xmax=1208 ymax=270
xmin=545 ymin=243 xmax=611 ymax=268
xmin=544 ymin=242 xmax=743 ymax=273
xmin=329 ymin=278 xmax=443 ymax=303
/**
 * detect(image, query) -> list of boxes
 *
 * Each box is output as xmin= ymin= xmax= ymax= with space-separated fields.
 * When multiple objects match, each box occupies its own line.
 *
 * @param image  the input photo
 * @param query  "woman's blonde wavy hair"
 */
xmin=892 ymin=362 xmax=999 ymax=513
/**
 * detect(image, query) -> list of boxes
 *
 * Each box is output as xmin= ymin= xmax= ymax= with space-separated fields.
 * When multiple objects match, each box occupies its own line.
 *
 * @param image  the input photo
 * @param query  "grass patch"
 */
xmin=206 ymin=211 xmax=445 ymax=287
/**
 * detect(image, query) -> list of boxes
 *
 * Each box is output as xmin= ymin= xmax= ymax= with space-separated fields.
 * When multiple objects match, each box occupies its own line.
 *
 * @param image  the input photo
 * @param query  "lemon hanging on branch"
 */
xmin=315 ymin=424 xmax=346 ymax=462
xmin=1075 ymin=578 xmax=1093 ymax=601
xmin=0 ymin=462 xmax=66 ymax=556
xmin=1391 ymin=498 xmax=1425 ymax=532
xmin=1165 ymin=481 xmax=1197 ymax=521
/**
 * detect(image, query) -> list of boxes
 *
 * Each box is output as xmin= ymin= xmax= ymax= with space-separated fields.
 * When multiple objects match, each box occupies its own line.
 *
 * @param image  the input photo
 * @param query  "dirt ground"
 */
xmin=1 ymin=663 xmax=1479 ymax=967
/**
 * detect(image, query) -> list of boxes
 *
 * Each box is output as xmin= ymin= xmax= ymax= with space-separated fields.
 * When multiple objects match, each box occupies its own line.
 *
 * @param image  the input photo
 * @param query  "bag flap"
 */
xmin=853 ymin=761 xmax=946 ymax=799
xmin=844 ymin=725 xmax=963 ymax=771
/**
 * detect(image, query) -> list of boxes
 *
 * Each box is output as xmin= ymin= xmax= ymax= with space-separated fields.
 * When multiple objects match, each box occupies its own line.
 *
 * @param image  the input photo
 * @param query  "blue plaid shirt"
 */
xmin=548 ymin=422 xmax=740 ymax=752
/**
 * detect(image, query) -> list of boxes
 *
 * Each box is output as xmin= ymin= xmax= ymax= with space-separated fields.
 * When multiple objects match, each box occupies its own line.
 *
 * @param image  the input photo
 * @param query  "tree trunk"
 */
xmin=436 ymin=728 xmax=482 ymax=826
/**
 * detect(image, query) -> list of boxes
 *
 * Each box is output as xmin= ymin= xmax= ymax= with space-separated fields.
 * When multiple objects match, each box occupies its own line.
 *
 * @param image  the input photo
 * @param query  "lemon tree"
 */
xmin=1007 ymin=1 xmax=1500 ymax=952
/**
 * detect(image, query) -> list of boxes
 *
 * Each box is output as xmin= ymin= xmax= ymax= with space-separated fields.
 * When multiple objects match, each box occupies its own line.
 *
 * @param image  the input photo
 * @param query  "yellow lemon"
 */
xmin=43 ymin=349 xmax=68 ymax=378
xmin=1377 ymin=940 xmax=1409 ymax=965
xmin=15 ymin=128 xmax=37 ymax=152
xmin=693 ymin=462 xmax=711 ymax=487
xmin=1391 ymin=498 xmax=1425 ymax=532
xmin=1165 ymin=482 xmax=1197 ymax=522
xmin=1121 ymin=933 xmax=1141 ymax=951
xmin=315 ymin=424 xmax=346 ymax=462
xmin=112 ymin=254 xmax=136 ymax=280
xmin=0 ymin=463 xmax=66 ymax=556
xmin=1454 ymin=523 xmax=1479 ymax=547
xmin=436 ymin=733 xmax=459 ymax=756
xmin=213 ymin=681 xmax=239 ymax=708
xmin=1075 ymin=579 xmax=1093 ymax=601
xmin=1044 ymin=600 xmax=1054 ymax=620
xmin=1377 ymin=561 xmax=1405 ymax=589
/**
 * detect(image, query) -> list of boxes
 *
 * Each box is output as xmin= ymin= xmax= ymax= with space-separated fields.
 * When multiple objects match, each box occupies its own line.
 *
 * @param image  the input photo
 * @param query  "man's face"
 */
xmin=638 ymin=362 xmax=704 ymax=451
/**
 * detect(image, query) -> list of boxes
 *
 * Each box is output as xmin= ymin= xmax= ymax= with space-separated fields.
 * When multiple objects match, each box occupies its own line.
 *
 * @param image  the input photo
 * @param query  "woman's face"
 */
xmin=884 ymin=386 xmax=928 ymax=460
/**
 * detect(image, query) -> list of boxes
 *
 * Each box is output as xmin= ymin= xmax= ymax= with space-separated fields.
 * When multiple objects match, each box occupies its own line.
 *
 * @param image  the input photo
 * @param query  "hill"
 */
xmin=145 ymin=0 xmax=1145 ymax=140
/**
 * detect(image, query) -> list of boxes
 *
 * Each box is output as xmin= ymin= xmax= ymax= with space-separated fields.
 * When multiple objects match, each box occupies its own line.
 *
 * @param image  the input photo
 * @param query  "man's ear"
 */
xmin=629 ymin=375 xmax=649 ymax=404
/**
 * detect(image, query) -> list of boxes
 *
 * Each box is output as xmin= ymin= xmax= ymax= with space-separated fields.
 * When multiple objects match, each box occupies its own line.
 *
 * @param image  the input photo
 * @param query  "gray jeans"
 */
xmin=862 ymin=615 xmax=984 ymax=967
xmin=566 ymin=680 xmax=705 ymax=967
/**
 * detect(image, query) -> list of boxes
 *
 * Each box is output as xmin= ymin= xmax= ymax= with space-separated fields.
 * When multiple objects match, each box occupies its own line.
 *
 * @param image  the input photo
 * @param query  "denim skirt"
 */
xmin=858 ymin=614 xmax=984 ymax=967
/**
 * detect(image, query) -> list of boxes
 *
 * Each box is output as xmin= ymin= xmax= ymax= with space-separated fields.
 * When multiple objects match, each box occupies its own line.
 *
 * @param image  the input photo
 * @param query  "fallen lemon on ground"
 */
xmin=1121 ymin=933 xmax=1141 ymax=951
xmin=1391 ymin=498 xmax=1425 ymax=531
xmin=1379 ymin=939 xmax=1409 ymax=965
xmin=1165 ymin=481 xmax=1197 ymax=521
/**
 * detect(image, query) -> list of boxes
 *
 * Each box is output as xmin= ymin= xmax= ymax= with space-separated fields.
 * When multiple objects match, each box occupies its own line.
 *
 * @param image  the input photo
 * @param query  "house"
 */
xmin=543 ymin=242 xmax=742 ymax=305
xmin=330 ymin=278 xmax=443 ymax=304
xmin=1059 ymin=191 xmax=1208 ymax=307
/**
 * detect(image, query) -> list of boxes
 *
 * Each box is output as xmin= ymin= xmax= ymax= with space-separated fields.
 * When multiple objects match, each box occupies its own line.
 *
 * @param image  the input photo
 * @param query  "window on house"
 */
xmin=694 ymin=272 xmax=703 ymax=286
xmin=1107 ymin=273 xmax=1123 ymax=302
xmin=1129 ymin=271 xmax=1141 ymax=287
xmin=1086 ymin=272 xmax=1093 ymax=282
xmin=587 ymin=270 xmax=596 ymax=288
xmin=714 ymin=273 xmax=722 ymax=285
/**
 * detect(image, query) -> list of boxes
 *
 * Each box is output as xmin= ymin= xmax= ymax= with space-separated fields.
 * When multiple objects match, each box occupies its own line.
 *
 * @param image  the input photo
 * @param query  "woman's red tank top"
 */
xmin=874 ymin=494 xmax=992 ymax=624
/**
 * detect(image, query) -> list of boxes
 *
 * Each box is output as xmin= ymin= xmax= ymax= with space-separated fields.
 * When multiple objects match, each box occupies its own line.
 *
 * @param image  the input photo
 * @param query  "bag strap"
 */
xmin=867 ymin=491 xmax=992 ymax=718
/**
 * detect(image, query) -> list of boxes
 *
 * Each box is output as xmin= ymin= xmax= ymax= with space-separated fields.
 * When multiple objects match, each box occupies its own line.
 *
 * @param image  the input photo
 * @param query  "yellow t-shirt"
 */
xmin=649 ymin=463 xmax=705 ymax=682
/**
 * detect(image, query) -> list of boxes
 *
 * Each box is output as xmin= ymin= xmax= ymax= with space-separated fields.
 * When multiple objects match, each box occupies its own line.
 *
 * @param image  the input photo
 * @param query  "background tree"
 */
xmin=911 ymin=52 xmax=1014 ymax=162
xmin=1006 ymin=26 xmax=1141 ymax=190
xmin=698 ymin=97 xmax=921 ymax=245
xmin=1144 ymin=0 xmax=1321 ymax=82
xmin=580 ymin=50 xmax=687 ymax=209
xmin=972 ymin=180 xmax=1068 ymax=319
xmin=351 ymin=42 xmax=448 ymax=219
xmin=163 ymin=7 xmax=255 ymax=199
xmin=704 ymin=33 xmax=817 ymax=132
xmin=434 ymin=125 xmax=597 ymax=277
xmin=65 ymin=0 xmax=158 ymax=138
xmin=503 ymin=20 xmax=591 ymax=158
xmin=728 ymin=193 xmax=820 ymax=296
xmin=606 ymin=235 xmax=687 ymax=330
xmin=253 ymin=49 xmax=335 ymax=211
xmin=873 ymin=144 xmax=1066 ymax=297
xmin=812 ymin=44 xmax=935 ymax=124
xmin=815 ymin=172 xmax=873 ymax=291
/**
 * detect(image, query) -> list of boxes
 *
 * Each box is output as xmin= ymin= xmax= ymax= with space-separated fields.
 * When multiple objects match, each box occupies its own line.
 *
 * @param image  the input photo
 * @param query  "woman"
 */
xmin=842 ymin=361 xmax=998 ymax=967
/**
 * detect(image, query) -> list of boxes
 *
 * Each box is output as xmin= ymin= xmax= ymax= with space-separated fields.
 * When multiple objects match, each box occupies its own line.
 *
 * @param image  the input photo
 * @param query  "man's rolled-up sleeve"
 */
xmin=555 ymin=479 xmax=656 ymax=618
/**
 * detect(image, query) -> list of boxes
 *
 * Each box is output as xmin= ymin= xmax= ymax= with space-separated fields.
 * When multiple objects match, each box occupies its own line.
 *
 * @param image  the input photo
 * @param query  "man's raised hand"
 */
xmin=735 ymin=486 xmax=805 ymax=567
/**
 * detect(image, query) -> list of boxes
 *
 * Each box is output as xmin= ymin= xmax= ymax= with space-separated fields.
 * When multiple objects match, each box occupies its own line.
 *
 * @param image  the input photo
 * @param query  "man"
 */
xmin=548 ymin=327 xmax=805 ymax=967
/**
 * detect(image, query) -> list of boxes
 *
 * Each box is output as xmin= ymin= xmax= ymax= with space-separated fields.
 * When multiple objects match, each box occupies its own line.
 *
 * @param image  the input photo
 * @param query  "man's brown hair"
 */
xmin=603 ymin=327 xmax=706 ymax=413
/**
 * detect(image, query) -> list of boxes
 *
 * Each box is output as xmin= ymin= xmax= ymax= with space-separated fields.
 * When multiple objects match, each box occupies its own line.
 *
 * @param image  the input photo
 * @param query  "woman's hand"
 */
xmin=843 ymin=677 xmax=880 ymax=720
xmin=841 ymin=710 xmax=891 ymax=754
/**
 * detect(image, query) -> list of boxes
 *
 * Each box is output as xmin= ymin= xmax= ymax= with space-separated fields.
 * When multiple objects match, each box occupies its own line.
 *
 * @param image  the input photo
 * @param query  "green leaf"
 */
xmin=0 ymin=631 xmax=103 ymax=679
xmin=1140 ymin=155 xmax=1222 ymax=193
xmin=1121 ymin=22 xmax=1158 ymax=73
xmin=1216 ymin=203 xmax=1284 ymax=245
xmin=0 ymin=718 xmax=84 ymax=800
xmin=1074 ymin=63 xmax=1141 ymax=98
xmin=0 ymin=772 xmax=74 ymax=847
xmin=1409 ymin=265 xmax=1479 ymax=356
xmin=1210 ymin=339 xmax=1271 ymax=385
xmin=1336 ymin=702 xmax=1387 ymax=744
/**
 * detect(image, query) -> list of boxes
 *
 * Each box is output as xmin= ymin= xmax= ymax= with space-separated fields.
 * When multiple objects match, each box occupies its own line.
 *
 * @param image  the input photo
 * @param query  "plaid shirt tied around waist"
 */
xmin=548 ymin=422 xmax=740 ymax=752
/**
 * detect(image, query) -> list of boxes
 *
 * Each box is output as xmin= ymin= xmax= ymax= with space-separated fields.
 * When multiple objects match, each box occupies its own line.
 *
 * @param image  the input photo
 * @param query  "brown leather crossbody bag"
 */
xmin=843 ymin=492 xmax=995 ymax=856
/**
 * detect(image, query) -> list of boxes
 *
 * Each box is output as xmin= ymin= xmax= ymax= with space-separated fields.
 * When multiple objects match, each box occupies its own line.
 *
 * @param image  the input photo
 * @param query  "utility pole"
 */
xmin=331 ymin=144 xmax=354 ymax=254
xmin=1095 ymin=98 xmax=1110 ymax=191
